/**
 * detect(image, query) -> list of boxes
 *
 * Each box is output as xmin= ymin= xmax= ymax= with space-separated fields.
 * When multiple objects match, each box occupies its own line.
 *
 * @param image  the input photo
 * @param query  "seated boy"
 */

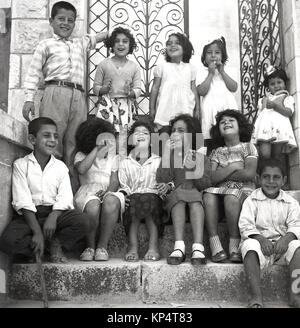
xmin=0 ymin=117 xmax=93 ymax=263
xmin=239 ymin=158 xmax=300 ymax=308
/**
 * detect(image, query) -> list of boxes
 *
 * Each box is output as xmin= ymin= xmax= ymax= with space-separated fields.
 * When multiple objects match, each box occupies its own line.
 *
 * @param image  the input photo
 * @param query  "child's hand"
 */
xmin=183 ymin=149 xmax=197 ymax=168
xmin=216 ymin=62 xmax=225 ymax=73
xmin=257 ymin=236 xmax=274 ymax=256
xmin=95 ymin=190 xmax=105 ymax=199
xmin=125 ymin=196 xmax=130 ymax=210
xmin=124 ymin=80 xmax=133 ymax=97
xmin=22 ymin=101 xmax=35 ymax=122
xmin=156 ymin=183 xmax=170 ymax=196
xmin=31 ymin=232 xmax=44 ymax=256
xmin=43 ymin=214 xmax=58 ymax=240
xmin=100 ymin=79 xmax=112 ymax=95
xmin=208 ymin=61 xmax=217 ymax=74
xmin=273 ymin=237 xmax=289 ymax=260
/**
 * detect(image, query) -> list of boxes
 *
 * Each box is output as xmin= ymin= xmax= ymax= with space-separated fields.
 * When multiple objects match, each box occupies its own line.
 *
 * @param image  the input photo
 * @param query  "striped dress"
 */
xmin=204 ymin=142 xmax=258 ymax=202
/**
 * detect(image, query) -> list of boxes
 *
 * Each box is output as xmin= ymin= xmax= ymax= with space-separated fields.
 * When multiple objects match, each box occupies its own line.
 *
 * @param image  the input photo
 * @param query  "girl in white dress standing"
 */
xmin=251 ymin=66 xmax=297 ymax=159
xmin=197 ymin=37 xmax=238 ymax=151
xmin=150 ymin=33 xmax=200 ymax=133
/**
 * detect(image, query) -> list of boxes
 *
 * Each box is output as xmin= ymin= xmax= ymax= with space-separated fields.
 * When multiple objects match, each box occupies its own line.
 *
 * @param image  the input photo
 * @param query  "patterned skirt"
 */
xmin=123 ymin=193 xmax=164 ymax=237
xmin=204 ymin=180 xmax=255 ymax=203
xmin=96 ymin=95 xmax=138 ymax=132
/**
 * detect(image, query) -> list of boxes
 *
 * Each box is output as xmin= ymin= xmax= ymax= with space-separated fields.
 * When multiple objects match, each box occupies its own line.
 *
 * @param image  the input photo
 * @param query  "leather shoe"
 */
xmin=211 ymin=250 xmax=227 ymax=263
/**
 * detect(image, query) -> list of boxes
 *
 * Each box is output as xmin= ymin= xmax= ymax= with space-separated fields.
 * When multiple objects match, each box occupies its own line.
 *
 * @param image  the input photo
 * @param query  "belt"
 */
xmin=45 ymin=80 xmax=85 ymax=92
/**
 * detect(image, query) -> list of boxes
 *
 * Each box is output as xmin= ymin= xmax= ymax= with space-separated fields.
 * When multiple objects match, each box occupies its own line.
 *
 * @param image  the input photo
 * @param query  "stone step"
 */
xmin=8 ymin=260 xmax=289 ymax=304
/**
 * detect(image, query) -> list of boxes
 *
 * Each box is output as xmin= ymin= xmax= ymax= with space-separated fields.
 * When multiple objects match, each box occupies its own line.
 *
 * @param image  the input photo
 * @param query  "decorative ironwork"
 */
xmin=87 ymin=0 xmax=187 ymax=114
xmin=238 ymin=0 xmax=283 ymax=123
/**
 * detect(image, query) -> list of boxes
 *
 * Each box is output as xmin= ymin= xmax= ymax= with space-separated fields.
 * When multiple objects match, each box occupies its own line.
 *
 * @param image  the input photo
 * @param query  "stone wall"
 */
xmin=282 ymin=0 xmax=300 ymax=189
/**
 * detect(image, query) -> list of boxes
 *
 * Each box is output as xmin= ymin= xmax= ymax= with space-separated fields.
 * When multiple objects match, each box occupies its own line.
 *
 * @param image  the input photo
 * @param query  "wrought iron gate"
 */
xmin=238 ymin=0 xmax=283 ymax=123
xmin=87 ymin=0 xmax=188 ymax=114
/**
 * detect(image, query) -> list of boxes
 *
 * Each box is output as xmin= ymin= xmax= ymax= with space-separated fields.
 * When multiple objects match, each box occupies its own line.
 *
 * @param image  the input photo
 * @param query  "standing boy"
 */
xmin=22 ymin=1 xmax=108 ymax=191
xmin=0 ymin=117 xmax=93 ymax=263
xmin=239 ymin=158 xmax=300 ymax=308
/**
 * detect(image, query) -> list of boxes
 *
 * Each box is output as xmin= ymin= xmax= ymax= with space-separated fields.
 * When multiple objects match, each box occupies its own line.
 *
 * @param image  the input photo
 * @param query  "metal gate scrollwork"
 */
xmin=88 ymin=0 xmax=188 ymax=114
xmin=239 ymin=0 xmax=283 ymax=123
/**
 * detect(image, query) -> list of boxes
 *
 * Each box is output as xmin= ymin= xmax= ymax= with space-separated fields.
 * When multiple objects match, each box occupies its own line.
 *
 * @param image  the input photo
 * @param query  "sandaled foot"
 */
xmin=49 ymin=239 xmax=68 ymax=263
xmin=80 ymin=248 xmax=95 ymax=261
xmin=191 ymin=248 xmax=206 ymax=265
xmin=211 ymin=250 xmax=227 ymax=263
xmin=125 ymin=251 xmax=139 ymax=262
xmin=94 ymin=247 xmax=109 ymax=261
xmin=144 ymin=250 xmax=160 ymax=261
xmin=167 ymin=249 xmax=186 ymax=265
xmin=247 ymin=298 xmax=264 ymax=308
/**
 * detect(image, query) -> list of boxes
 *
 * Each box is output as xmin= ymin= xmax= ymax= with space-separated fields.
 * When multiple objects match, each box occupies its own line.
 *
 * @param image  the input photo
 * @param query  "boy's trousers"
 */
xmin=39 ymin=85 xmax=87 ymax=192
xmin=0 ymin=206 xmax=92 ymax=257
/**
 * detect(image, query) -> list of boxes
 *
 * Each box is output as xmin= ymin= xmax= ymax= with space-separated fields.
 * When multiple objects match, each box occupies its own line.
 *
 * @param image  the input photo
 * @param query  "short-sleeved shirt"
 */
xmin=154 ymin=61 xmax=197 ymax=126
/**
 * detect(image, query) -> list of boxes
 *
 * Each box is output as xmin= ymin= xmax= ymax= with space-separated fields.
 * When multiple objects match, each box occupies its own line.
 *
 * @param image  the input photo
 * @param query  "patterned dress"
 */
xmin=204 ymin=142 xmax=258 ymax=202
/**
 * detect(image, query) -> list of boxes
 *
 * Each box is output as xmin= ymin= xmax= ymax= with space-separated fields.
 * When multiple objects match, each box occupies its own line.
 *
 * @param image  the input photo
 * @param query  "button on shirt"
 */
xmin=24 ymin=33 xmax=97 ymax=102
xmin=12 ymin=153 xmax=74 ymax=214
xmin=118 ymin=154 xmax=161 ymax=195
xmin=239 ymin=188 xmax=300 ymax=241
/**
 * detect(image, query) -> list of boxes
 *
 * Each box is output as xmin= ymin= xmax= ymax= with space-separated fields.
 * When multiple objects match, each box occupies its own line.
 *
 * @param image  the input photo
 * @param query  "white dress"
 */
xmin=251 ymin=93 xmax=297 ymax=153
xmin=154 ymin=61 xmax=196 ymax=126
xmin=197 ymin=67 xmax=239 ymax=139
xmin=74 ymin=152 xmax=118 ymax=211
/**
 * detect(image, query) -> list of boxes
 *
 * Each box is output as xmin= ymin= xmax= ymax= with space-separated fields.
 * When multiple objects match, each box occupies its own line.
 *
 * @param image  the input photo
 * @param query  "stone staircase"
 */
xmin=3 ymin=190 xmax=300 ymax=308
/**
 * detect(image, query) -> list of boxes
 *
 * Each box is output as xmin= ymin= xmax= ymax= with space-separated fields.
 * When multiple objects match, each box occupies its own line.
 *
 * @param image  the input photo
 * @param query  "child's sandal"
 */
xmin=167 ymin=249 xmax=186 ymax=265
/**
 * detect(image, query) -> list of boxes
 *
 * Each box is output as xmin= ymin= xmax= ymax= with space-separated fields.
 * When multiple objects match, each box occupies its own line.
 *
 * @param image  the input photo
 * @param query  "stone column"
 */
xmin=282 ymin=0 xmax=300 ymax=189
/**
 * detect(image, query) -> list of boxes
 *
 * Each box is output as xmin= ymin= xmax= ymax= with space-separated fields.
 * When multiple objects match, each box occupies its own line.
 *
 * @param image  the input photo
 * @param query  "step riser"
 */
xmin=8 ymin=262 xmax=289 ymax=303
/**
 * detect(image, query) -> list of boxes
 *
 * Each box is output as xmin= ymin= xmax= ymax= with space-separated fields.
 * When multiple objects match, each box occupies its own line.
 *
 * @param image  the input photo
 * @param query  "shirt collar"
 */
xmin=53 ymin=33 xmax=73 ymax=42
xmin=252 ymin=188 xmax=293 ymax=203
xmin=128 ymin=153 xmax=160 ymax=165
xmin=28 ymin=152 xmax=56 ymax=167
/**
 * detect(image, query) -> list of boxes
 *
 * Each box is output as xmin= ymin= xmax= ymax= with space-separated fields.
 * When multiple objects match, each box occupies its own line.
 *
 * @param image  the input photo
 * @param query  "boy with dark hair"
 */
xmin=239 ymin=158 xmax=300 ymax=308
xmin=22 ymin=1 xmax=108 ymax=191
xmin=0 ymin=117 xmax=93 ymax=263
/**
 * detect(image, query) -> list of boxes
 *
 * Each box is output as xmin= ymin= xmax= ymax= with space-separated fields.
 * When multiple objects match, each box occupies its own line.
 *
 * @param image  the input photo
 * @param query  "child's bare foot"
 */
xmin=49 ymin=238 xmax=68 ymax=263
xmin=247 ymin=297 xmax=264 ymax=308
xmin=125 ymin=246 xmax=139 ymax=262
xmin=144 ymin=249 xmax=160 ymax=261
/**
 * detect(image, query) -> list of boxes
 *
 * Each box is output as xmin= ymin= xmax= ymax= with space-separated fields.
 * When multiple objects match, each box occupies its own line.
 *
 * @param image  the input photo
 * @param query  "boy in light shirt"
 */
xmin=239 ymin=158 xmax=300 ymax=308
xmin=0 ymin=117 xmax=93 ymax=263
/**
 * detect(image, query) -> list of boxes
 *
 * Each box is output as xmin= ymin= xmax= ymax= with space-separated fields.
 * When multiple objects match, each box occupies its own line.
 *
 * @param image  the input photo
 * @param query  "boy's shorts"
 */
xmin=240 ymin=238 xmax=300 ymax=270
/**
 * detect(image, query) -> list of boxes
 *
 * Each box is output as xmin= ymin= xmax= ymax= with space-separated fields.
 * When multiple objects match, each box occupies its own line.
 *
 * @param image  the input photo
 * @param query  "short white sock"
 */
xmin=174 ymin=240 xmax=185 ymax=253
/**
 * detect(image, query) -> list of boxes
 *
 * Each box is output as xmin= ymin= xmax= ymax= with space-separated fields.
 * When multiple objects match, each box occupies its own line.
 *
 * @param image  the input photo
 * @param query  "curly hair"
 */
xmin=263 ymin=67 xmax=288 ymax=88
xmin=169 ymin=114 xmax=202 ymax=150
xmin=75 ymin=117 xmax=116 ymax=155
xmin=28 ymin=117 xmax=57 ymax=136
xmin=165 ymin=33 xmax=194 ymax=63
xmin=104 ymin=27 xmax=137 ymax=54
xmin=209 ymin=109 xmax=253 ymax=147
xmin=201 ymin=37 xmax=228 ymax=67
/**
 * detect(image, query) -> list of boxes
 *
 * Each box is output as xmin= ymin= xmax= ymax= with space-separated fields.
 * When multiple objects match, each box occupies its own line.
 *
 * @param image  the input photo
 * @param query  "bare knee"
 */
xmin=102 ymin=195 xmax=120 ymax=214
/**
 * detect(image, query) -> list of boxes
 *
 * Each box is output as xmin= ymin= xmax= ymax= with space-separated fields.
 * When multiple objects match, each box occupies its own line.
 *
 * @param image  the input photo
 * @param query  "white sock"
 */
xmin=192 ymin=243 xmax=205 ymax=258
xmin=209 ymin=235 xmax=223 ymax=256
xmin=171 ymin=240 xmax=185 ymax=256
